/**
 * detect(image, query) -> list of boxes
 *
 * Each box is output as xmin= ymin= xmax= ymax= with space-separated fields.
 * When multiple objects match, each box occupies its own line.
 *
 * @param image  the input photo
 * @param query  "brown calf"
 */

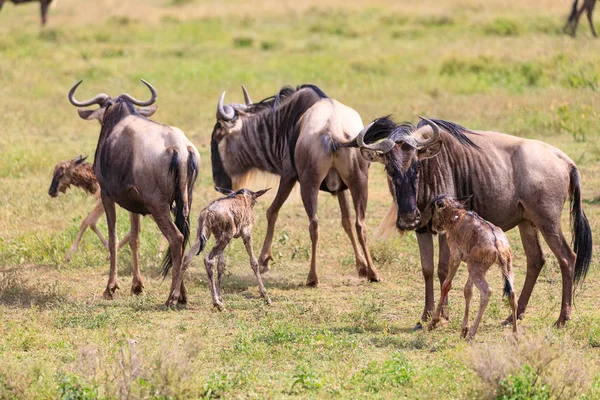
xmin=183 ymin=188 xmax=271 ymax=310
xmin=427 ymin=196 xmax=518 ymax=340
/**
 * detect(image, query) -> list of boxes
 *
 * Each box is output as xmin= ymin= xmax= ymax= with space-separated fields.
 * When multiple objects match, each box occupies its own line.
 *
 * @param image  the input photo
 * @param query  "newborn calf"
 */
xmin=184 ymin=188 xmax=271 ymax=310
xmin=427 ymin=195 xmax=518 ymax=340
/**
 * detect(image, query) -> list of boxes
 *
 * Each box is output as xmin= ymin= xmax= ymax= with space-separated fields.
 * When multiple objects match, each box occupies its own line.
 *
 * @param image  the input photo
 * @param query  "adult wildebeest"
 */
xmin=347 ymin=116 xmax=592 ymax=327
xmin=565 ymin=0 xmax=597 ymax=37
xmin=0 ymin=0 xmax=54 ymax=25
xmin=211 ymin=85 xmax=381 ymax=286
xmin=68 ymin=79 xmax=200 ymax=307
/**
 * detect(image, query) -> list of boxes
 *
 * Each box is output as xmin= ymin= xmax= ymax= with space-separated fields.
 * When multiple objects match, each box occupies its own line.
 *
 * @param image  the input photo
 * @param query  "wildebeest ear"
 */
xmin=215 ymin=186 xmax=234 ymax=195
xmin=360 ymin=148 xmax=385 ymax=163
xmin=253 ymin=188 xmax=271 ymax=198
xmin=137 ymin=104 xmax=158 ymax=117
xmin=417 ymin=141 xmax=442 ymax=159
xmin=78 ymin=107 xmax=105 ymax=121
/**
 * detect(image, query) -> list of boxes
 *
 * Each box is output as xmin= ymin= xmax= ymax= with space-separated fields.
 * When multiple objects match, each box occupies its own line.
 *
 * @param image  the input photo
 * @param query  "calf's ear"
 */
xmin=417 ymin=141 xmax=442 ymax=159
xmin=360 ymin=148 xmax=385 ymax=163
xmin=215 ymin=186 xmax=234 ymax=195
xmin=78 ymin=107 xmax=105 ymax=121
xmin=138 ymin=104 xmax=158 ymax=117
xmin=253 ymin=188 xmax=271 ymax=198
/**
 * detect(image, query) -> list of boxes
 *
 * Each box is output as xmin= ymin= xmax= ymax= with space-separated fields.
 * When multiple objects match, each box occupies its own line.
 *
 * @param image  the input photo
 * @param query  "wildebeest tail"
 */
xmin=498 ymin=250 xmax=514 ymax=298
xmin=161 ymin=149 xmax=192 ymax=278
xmin=569 ymin=165 xmax=593 ymax=284
xmin=568 ymin=0 xmax=579 ymax=24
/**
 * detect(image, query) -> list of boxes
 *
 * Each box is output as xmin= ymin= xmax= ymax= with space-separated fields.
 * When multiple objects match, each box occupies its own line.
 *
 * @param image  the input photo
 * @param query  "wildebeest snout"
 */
xmin=396 ymin=209 xmax=420 ymax=230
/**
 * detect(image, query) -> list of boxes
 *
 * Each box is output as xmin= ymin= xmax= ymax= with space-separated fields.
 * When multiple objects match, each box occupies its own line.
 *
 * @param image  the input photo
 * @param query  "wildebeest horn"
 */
xmin=120 ymin=79 xmax=158 ymax=106
xmin=356 ymin=122 xmax=396 ymax=153
xmin=417 ymin=116 xmax=441 ymax=148
xmin=241 ymin=85 xmax=252 ymax=106
xmin=68 ymin=80 xmax=110 ymax=107
xmin=217 ymin=91 xmax=236 ymax=121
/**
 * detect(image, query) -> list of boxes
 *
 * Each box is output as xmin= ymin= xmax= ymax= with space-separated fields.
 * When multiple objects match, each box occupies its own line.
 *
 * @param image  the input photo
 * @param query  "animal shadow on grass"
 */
xmin=0 ymin=269 xmax=66 ymax=309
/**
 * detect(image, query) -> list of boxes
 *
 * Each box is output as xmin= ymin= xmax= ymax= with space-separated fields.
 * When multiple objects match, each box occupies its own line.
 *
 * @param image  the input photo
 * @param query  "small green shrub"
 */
xmin=291 ymin=366 xmax=322 ymax=393
xmin=57 ymin=374 xmax=98 ymax=400
xmin=483 ymin=18 xmax=522 ymax=36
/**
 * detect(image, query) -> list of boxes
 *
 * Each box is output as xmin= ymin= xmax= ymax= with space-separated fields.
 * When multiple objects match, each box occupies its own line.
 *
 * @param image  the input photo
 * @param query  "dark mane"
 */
xmin=249 ymin=84 xmax=328 ymax=113
xmin=416 ymin=118 xmax=479 ymax=148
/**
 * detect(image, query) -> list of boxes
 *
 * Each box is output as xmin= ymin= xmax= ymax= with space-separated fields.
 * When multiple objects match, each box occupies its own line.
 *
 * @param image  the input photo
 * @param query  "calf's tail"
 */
xmin=569 ymin=165 xmax=593 ymax=285
xmin=498 ymin=251 xmax=515 ymax=298
xmin=161 ymin=149 xmax=192 ymax=278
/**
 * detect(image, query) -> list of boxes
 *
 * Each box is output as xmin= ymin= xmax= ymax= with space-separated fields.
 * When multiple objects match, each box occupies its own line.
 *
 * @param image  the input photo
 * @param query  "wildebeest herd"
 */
xmin=46 ymin=78 xmax=592 ymax=340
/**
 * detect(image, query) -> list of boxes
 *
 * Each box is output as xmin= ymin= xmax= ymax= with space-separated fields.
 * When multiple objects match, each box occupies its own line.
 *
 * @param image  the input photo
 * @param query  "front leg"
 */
xmin=428 ymin=253 xmax=461 ymax=331
xmin=416 ymin=232 xmax=435 ymax=328
xmin=243 ymin=232 xmax=271 ymax=305
xmin=438 ymin=233 xmax=451 ymax=319
xmin=102 ymin=195 xmax=119 ymax=300
xmin=258 ymin=172 xmax=296 ymax=273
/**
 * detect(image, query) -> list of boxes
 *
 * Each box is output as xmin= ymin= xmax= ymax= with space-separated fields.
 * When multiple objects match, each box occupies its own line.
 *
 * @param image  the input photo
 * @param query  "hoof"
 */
xmin=553 ymin=317 xmax=570 ymax=328
xmin=367 ymin=274 xmax=382 ymax=283
xmin=265 ymin=296 xmax=272 ymax=306
xmin=131 ymin=284 xmax=144 ymax=295
xmin=460 ymin=327 xmax=469 ymax=339
xmin=214 ymin=302 xmax=224 ymax=311
xmin=357 ymin=266 xmax=369 ymax=278
xmin=305 ymin=278 xmax=319 ymax=287
xmin=102 ymin=284 xmax=119 ymax=300
xmin=412 ymin=321 xmax=423 ymax=331
xmin=427 ymin=321 xmax=437 ymax=331
xmin=259 ymin=255 xmax=272 ymax=273
xmin=165 ymin=294 xmax=187 ymax=308
xmin=64 ymin=254 xmax=72 ymax=262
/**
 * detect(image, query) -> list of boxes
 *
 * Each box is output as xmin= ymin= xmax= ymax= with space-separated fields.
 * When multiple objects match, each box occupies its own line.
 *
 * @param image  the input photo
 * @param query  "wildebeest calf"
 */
xmin=427 ymin=195 xmax=518 ymax=340
xmin=183 ymin=188 xmax=271 ymax=310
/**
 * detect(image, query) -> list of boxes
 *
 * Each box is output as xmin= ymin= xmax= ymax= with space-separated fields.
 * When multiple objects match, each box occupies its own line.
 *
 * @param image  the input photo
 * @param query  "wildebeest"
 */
xmin=347 ymin=116 xmax=592 ymax=327
xmin=211 ymin=85 xmax=381 ymax=286
xmin=0 ymin=0 xmax=55 ymax=25
xmin=68 ymin=79 xmax=200 ymax=306
xmin=427 ymin=195 xmax=518 ymax=340
xmin=183 ymin=187 xmax=271 ymax=310
xmin=48 ymin=155 xmax=167 ymax=261
xmin=565 ymin=0 xmax=597 ymax=37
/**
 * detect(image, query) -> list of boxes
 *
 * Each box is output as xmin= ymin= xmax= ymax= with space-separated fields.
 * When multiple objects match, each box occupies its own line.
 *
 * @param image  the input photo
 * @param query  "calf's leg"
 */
xmin=204 ymin=237 xmax=229 ymax=310
xmin=461 ymin=276 xmax=474 ymax=338
xmin=243 ymin=232 xmax=271 ymax=305
xmin=466 ymin=265 xmax=492 ymax=341
xmin=428 ymin=255 xmax=461 ymax=330
xmin=65 ymin=200 xmax=106 ymax=261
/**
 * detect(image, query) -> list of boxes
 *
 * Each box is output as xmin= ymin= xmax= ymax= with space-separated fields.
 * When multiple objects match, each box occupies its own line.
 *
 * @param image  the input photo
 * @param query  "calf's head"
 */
xmin=68 ymin=79 xmax=158 ymax=124
xmin=48 ymin=155 xmax=87 ymax=197
xmin=216 ymin=186 xmax=270 ymax=208
xmin=430 ymin=195 xmax=466 ymax=234
xmin=357 ymin=117 xmax=443 ymax=230
xmin=210 ymin=86 xmax=253 ymax=190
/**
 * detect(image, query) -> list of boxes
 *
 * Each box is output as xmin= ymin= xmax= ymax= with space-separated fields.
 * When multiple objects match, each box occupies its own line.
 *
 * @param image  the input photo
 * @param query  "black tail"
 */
xmin=503 ymin=276 xmax=513 ymax=298
xmin=568 ymin=0 xmax=580 ymax=24
xmin=160 ymin=150 xmax=191 ymax=278
xmin=570 ymin=166 xmax=593 ymax=284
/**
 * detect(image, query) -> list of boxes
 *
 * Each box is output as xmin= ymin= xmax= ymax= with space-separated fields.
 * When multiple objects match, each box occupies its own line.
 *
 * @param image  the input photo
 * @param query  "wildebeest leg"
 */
xmin=428 ymin=254 xmax=460 ymax=330
xmin=467 ymin=266 xmax=492 ymax=341
xmin=40 ymin=0 xmax=51 ymax=25
xmin=216 ymin=253 xmax=226 ymax=304
xmin=128 ymin=213 xmax=144 ymax=295
xmin=337 ymin=190 xmax=368 ymax=277
xmin=258 ymin=173 xmax=297 ymax=273
xmin=587 ymin=0 xmax=597 ymax=36
xmin=65 ymin=199 xmax=106 ymax=262
xmin=102 ymin=195 xmax=119 ymax=300
xmin=539 ymin=229 xmax=576 ymax=327
xmin=438 ymin=234 xmax=451 ymax=319
xmin=505 ymin=221 xmax=545 ymax=324
xmin=461 ymin=276 xmax=473 ymax=339
xmin=416 ymin=232 xmax=435 ymax=327
xmin=344 ymin=171 xmax=381 ymax=282
xmin=151 ymin=207 xmax=186 ymax=307
xmin=204 ymin=237 xmax=229 ymax=310
xmin=300 ymin=180 xmax=323 ymax=287
xmin=243 ymin=231 xmax=271 ymax=305
xmin=572 ymin=3 xmax=588 ymax=36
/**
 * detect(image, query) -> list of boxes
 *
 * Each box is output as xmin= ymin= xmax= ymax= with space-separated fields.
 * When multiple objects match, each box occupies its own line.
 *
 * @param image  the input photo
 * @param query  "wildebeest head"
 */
xmin=355 ymin=116 xmax=443 ymax=230
xmin=48 ymin=155 xmax=87 ymax=197
xmin=210 ymin=86 xmax=254 ymax=190
xmin=67 ymin=79 xmax=159 ymax=123
xmin=430 ymin=195 xmax=467 ymax=234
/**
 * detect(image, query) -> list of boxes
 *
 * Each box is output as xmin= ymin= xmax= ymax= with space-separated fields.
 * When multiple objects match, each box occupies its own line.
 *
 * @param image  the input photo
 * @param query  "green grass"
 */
xmin=1 ymin=0 xmax=600 ymax=398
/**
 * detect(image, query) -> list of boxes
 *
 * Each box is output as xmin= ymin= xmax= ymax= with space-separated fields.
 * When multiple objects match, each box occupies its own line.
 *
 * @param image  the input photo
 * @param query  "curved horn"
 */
xmin=120 ymin=79 xmax=157 ymax=106
xmin=356 ymin=122 xmax=396 ymax=153
xmin=217 ymin=91 xmax=236 ymax=121
xmin=417 ymin=116 xmax=441 ymax=148
xmin=241 ymin=85 xmax=252 ymax=106
xmin=68 ymin=80 xmax=110 ymax=107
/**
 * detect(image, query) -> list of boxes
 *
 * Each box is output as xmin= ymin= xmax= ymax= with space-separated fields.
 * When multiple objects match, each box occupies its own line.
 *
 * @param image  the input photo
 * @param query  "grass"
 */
xmin=1 ymin=0 xmax=600 ymax=398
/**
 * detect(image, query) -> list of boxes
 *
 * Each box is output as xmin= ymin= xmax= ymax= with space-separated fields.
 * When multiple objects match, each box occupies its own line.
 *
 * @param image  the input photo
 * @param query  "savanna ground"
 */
xmin=1 ymin=0 xmax=600 ymax=398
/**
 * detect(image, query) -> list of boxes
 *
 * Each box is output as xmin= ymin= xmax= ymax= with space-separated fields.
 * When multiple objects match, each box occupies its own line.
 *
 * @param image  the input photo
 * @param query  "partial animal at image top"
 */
xmin=346 ymin=116 xmax=592 ymax=328
xmin=0 ymin=0 xmax=55 ymax=25
xmin=427 ymin=195 xmax=518 ymax=341
xmin=565 ymin=0 xmax=597 ymax=37
xmin=211 ymin=84 xmax=381 ymax=288
xmin=68 ymin=79 xmax=200 ymax=306
xmin=183 ymin=187 xmax=271 ymax=310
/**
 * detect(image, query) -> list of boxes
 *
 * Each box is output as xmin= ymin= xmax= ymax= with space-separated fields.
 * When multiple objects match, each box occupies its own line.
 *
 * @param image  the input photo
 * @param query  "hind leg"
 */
xmin=461 ymin=276 xmax=474 ymax=338
xmin=204 ymin=237 xmax=229 ymax=310
xmin=337 ymin=190 xmax=369 ymax=277
xmin=243 ymin=231 xmax=271 ymax=305
xmin=128 ymin=213 xmax=144 ymax=295
xmin=467 ymin=265 xmax=492 ymax=341
xmin=429 ymin=254 xmax=461 ymax=330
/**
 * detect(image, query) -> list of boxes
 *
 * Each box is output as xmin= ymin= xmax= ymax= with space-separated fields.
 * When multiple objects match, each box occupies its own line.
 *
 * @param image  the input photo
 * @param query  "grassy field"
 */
xmin=1 ymin=0 xmax=600 ymax=398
